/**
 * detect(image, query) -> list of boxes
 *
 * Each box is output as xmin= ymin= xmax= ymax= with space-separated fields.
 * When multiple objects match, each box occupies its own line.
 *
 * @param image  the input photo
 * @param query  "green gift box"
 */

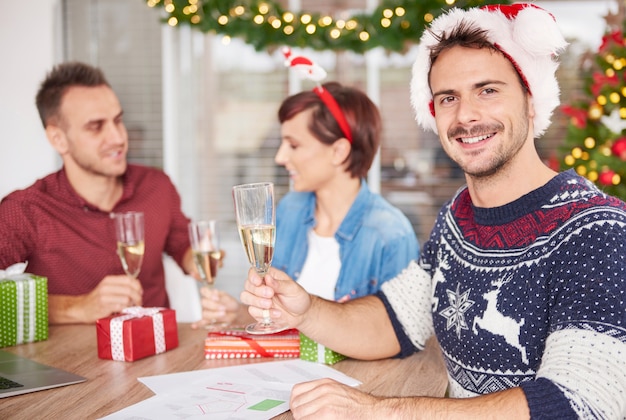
xmin=299 ymin=332 xmax=346 ymax=365
xmin=0 ymin=264 xmax=48 ymax=348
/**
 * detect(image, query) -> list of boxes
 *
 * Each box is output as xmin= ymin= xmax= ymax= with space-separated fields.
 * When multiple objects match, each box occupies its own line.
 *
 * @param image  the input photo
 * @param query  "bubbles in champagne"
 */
xmin=117 ymin=240 xmax=145 ymax=277
xmin=238 ymin=224 xmax=275 ymax=275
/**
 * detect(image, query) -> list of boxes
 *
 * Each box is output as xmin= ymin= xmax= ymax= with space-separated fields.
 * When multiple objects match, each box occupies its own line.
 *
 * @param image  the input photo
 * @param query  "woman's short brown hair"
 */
xmin=278 ymin=82 xmax=381 ymax=178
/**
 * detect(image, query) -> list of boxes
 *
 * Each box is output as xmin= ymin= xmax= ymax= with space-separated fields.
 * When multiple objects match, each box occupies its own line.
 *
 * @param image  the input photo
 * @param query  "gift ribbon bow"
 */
xmin=110 ymin=306 xmax=166 ymax=361
xmin=0 ymin=262 xmax=36 ymax=344
xmin=0 ymin=262 xmax=28 ymax=280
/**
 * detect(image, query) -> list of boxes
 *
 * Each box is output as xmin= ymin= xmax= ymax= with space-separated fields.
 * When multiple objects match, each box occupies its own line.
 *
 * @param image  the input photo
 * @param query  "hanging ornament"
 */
xmin=599 ymin=169 xmax=618 ymax=186
xmin=611 ymin=137 xmax=626 ymax=160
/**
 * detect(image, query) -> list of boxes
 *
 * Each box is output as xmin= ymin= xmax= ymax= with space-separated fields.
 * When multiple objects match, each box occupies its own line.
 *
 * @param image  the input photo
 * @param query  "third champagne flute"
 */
xmin=232 ymin=182 xmax=288 ymax=334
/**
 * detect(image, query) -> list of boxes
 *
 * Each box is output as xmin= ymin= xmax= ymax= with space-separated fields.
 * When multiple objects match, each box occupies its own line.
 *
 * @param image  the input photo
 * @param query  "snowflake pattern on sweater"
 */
xmin=381 ymin=171 xmax=626 ymax=419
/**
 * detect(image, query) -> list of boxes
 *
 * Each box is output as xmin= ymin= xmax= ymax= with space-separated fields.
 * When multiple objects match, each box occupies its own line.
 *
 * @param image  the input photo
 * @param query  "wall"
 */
xmin=0 ymin=0 xmax=60 ymax=199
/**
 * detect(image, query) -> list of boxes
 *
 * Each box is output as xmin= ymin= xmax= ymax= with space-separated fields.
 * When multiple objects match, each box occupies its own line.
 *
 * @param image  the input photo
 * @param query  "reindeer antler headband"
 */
xmin=282 ymin=47 xmax=353 ymax=144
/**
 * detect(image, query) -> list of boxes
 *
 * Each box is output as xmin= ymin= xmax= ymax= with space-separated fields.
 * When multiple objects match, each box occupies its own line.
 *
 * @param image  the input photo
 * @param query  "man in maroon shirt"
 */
xmin=0 ymin=62 xmax=197 ymax=324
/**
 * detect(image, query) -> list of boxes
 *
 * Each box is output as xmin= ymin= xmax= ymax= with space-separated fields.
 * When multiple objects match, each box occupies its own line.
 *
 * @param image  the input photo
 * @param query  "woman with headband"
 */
xmin=196 ymin=76 xmax=419 ymax=334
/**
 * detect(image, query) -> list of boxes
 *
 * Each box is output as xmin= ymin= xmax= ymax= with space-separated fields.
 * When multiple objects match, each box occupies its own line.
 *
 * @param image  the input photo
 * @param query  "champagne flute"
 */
xmin=113 ymin=211 xmax=145 ymax=279
xmin=188 ymin=220 xmax=222 ymax=286
xmin=232 ymin=182 xmax=288 ymax=334
xmin=188 ymin=220 xmax=227 ymax=330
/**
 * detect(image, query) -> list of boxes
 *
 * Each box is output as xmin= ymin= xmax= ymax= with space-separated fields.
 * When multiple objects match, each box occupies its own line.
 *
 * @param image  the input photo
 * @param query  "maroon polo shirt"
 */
xmin=0 ymin=164 xmax=191 ymax=308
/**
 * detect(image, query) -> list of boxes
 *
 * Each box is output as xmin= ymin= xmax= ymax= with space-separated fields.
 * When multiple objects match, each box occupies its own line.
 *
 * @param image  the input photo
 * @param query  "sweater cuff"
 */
xmin=520 ymin=378 xmax=576 ymax=419
xmin=376 ymin=290 xmax=417 ymax=358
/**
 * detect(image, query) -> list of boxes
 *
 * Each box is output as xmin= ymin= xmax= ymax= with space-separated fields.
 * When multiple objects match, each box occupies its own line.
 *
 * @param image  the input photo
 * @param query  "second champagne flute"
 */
xmin=232 ymin=182 xmax=288 ymax=334
xmin=112 ymin=211 xmax=145 ymax=279
xmin=188 ymin=220 xmax=222 ymax=286
xmin=188 ymin=219 xmax=226 ymax=330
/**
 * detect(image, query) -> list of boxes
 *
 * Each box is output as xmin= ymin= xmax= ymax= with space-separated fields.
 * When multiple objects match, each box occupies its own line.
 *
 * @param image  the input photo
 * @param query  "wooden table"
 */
xmin=2 ymin=324 xmax=447 ymax=419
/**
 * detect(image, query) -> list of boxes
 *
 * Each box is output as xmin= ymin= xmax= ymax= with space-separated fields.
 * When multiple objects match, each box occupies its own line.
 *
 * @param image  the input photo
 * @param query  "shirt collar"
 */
xmin=57 ymin=165 xmax=135 ymax=212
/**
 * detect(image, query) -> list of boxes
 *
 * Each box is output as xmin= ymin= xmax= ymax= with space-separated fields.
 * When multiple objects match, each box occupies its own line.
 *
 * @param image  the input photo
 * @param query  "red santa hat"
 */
xmin=410 ymin=3 xmax=568 ymax=138
xmin=282 ymin=47 xmax=328 ymax=82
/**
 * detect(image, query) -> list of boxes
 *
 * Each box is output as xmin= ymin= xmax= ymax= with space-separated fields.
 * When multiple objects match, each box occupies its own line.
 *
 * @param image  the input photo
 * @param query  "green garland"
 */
xmin=146 ymin=0 xmax=510 ymax=53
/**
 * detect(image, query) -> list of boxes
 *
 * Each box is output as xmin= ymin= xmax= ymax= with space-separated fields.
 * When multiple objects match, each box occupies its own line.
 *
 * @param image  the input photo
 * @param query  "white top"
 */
xmin=296 ymin=230 xmax=341 ymax=300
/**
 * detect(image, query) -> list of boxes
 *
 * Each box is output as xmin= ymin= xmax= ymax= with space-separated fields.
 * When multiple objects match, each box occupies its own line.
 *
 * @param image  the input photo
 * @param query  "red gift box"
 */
xmin=205 ymin=328 xmax=300 ymax=359
xmin=96 ymin=307 xmax=178 ymax=362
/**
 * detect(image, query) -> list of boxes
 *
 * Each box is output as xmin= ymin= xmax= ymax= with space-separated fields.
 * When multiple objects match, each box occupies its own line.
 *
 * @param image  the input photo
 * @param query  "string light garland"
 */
xmin=146 ymin=0 xmax=511 ymax=53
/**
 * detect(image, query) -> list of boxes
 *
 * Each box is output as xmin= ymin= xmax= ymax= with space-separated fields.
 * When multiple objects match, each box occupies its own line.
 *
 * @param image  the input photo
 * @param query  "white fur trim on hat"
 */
xmin=410 ymin=3 xmax=568 ymax=138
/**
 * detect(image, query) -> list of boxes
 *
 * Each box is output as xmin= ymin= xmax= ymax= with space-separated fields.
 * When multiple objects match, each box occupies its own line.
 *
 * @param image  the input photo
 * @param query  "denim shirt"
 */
xmin=273 ymin=180 xmax=420 ymax=301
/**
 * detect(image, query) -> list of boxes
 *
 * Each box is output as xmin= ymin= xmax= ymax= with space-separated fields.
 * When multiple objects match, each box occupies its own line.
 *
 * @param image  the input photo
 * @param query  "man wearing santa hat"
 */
xmin=241 ymin=3 xmax=626 ymax=418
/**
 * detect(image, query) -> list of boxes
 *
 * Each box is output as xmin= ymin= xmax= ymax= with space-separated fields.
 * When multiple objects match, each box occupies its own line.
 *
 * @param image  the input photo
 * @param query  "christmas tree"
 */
xmin=560 ymin=2 xmax=626 ymax=201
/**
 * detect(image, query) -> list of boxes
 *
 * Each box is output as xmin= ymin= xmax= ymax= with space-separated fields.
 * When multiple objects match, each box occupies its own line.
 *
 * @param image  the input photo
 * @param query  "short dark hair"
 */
xmin=427 ymin=21 xmax=529 ymax=94
xmin=428 ymin=21 xmax=495 ymax=62
xmin=35 ymin=61 xmax=110 ymax=127
xmin=278 ymin=82 xmax=381 ymax=178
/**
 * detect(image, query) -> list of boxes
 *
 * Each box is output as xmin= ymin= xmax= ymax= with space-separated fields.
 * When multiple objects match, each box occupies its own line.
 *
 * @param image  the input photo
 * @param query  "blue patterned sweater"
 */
xmin=379 ymin=170 xmax=626 ymax=419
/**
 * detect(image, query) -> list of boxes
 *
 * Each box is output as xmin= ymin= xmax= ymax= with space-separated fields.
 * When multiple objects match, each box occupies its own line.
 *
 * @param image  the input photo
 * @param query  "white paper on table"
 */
xmin=100 ymin=376 xmax=293 ymax=420
xmin=139 ymin=359 xmax=361 ymax=394
xmin=100 ymin=359 xmax=361 ymax=420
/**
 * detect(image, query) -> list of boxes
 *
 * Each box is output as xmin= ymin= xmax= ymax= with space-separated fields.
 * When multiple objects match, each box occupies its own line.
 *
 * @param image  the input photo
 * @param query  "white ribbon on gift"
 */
xmin=0 ymin=262 xmax=36 ymax=344
xmin=317 ymin=342 xmax=326 ymax=362
xmin=109 ymin=306 xmax=167 ymax=361
xmin=0 ymin=262 xmax=28 ymax=279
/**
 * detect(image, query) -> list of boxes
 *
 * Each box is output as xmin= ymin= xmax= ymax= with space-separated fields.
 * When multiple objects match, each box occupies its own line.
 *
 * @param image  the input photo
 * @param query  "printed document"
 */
xmin=100 ymin=359 xmax=360 ymax=419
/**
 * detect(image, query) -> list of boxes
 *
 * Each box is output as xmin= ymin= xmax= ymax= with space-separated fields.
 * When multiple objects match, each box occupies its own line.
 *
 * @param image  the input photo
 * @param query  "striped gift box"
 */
xmin=299 ymin=332 xmax=346 ymax=365
xmin=204 ymin=328 xmax=300 ymax=359
xmin=96 ymin=307 xmax=178 ymax=362
xmin=0 ymin=264 xmax=48 ymax=348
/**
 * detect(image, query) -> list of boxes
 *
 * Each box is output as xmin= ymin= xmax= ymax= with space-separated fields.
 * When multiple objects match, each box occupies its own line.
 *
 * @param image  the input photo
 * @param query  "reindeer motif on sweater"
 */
xmin=472 ymin=274 xmax=528 ymax=365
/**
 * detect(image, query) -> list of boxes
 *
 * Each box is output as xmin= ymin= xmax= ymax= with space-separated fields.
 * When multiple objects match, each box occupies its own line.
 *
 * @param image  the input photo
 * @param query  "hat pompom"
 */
xmin=512 ymin=6 xmax=568 ymax=57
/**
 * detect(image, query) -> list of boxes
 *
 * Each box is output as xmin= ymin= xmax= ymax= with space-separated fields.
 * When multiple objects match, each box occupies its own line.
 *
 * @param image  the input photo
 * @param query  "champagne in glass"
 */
xmin=238 ymin=224 xmax=275 ymax=277
xmin=113 ymin=211 xmax=145 ymax=278
xmin=188 ymin=220 xmax=222 ymax=286
xmin=232 ymin=182 xmax=288 ymax=334
xmin=192 ymin=249 xmax=223 ymax=285
xmin=117 ymin=241 xmax=144 ymax=278
xmin=189 ymin=219 xmax=226 ymax=330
